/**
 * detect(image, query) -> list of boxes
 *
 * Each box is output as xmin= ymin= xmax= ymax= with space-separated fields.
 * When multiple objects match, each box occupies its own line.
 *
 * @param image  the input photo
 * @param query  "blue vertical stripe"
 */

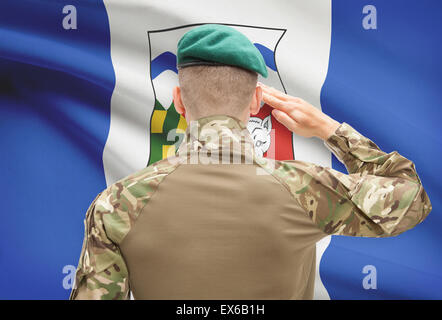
xmin=0 ymin=1 xmax=114 ymax=299
xmin=321 ymin=0 xmax=442 ymax=299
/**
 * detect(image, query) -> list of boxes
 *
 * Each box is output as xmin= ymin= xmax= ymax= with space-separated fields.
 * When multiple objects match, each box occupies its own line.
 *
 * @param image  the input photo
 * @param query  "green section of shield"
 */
xmin=148 ymin=99 xmax=184 ymax=165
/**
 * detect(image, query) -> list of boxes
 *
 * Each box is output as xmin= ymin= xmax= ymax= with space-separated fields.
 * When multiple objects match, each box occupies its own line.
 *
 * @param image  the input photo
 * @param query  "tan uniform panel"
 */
xmin=120 ymin=163 xmax=327 ymax=299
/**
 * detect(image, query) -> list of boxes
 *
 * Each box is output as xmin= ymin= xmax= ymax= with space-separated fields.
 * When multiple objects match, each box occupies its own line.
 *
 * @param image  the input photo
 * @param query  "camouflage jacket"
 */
xmin=69 ymin=115 xmax=431 ymax=300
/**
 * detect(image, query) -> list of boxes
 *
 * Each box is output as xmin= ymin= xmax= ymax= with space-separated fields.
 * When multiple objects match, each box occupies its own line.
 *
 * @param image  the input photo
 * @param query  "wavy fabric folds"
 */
xmin=0 ymin=0 xmax=441 ymax=299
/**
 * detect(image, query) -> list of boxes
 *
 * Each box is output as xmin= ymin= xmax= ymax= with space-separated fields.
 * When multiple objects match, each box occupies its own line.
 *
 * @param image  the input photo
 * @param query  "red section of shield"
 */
xmin=253 ymin=103 xmax=294 ymax=160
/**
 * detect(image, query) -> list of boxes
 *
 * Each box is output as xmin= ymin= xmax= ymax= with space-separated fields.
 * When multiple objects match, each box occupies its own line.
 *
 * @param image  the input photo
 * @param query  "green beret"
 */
xmin=177 ymin=24 xmax=268 ymax=78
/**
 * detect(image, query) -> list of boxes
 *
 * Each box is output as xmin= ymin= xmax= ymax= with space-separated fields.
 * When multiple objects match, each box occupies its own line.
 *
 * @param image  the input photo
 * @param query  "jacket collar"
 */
xmin=176 ymin=115 xmax=256 ymax=163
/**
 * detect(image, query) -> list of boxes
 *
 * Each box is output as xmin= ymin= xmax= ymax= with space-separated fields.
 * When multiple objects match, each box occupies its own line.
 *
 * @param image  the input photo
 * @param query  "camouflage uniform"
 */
xmin=70 ymin=115 xmax=431 ymax=300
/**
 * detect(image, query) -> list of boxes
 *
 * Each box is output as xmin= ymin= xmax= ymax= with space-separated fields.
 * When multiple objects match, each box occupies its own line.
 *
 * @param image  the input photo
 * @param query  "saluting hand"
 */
xmin=259 ymin=82 xmax=340 ymax=141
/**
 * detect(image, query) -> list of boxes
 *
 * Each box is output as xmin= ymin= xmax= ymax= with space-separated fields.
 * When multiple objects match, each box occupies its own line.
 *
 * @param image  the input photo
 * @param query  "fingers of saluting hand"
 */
xmin=262 ymin=92 xmax=294 ymax=114
xmin=258 ymin=82 xmax=290 ymax=101
xmin=258 ymin=82 xmax=303 ymax=103
xmin=271 ymin=109 xmax=299 ymax=132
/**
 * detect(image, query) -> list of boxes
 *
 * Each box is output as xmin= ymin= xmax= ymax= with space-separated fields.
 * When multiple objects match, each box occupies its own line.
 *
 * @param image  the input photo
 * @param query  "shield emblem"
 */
xmin=147 ymin=23 xmax=291 ymax=165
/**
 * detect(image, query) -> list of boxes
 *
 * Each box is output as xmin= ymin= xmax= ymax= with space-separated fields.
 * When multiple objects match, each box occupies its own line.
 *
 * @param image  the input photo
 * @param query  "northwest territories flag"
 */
xmin=0 ymin=0 xmax=441 ymax=299
xmin=148 ymin=25 xmax=291 ymax=163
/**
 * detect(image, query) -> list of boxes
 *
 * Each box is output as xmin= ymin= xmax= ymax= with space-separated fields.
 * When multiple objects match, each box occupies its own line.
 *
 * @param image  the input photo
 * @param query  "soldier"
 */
xmin=70 ymin=24 xmax=431 ymax=300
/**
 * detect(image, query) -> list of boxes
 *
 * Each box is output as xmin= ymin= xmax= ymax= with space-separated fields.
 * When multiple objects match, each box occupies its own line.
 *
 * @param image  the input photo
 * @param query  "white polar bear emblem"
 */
xmin=247 ymin=115 xmax=272 ymax=157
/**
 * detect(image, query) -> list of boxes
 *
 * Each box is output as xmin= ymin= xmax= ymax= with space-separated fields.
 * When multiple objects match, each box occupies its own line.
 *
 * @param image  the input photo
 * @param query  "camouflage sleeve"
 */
xmin=69 ymin=190 xmax=130 ymax=300
xmin=69 ymin=159 xmax=180 ymax=300
xmin=276 ymin=122 xmax=432 ymax=237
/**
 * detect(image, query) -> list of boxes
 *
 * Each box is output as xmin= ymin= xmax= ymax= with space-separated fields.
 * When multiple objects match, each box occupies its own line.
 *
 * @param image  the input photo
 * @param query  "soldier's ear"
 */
xmin=173 ymin=86 xmax=186 ymax=117
xmin=250 ymin=85 xmax=262 ymax=115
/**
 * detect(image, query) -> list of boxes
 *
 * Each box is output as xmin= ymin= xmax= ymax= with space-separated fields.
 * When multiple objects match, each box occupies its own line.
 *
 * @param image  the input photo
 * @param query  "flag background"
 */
xmin=0 ymin=0 xmax=440 ymax=299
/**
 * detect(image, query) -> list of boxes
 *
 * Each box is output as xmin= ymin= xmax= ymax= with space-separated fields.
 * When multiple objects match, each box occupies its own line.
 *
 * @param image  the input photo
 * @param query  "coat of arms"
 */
xmin=147 ymin=23 xmax=292 ymax=165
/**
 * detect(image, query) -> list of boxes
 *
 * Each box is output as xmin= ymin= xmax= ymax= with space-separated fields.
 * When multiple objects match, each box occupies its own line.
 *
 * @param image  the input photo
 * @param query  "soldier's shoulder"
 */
xmin=92 ymin=157 xmax=181 ymax=243
xmin=116 ymin=157 xmax=180 ymax=188
xmin=274 ymin=158 xmax=349 ymax=183
xmin=256 ymin=157 xmax=320 ymax=176
xmin=253 ymin=157 xmax=305 ymax=186
xmin=104 ymin=157 xmax=181 ymax=204
xmin=255 ymin=157 xmax=347 ymax=191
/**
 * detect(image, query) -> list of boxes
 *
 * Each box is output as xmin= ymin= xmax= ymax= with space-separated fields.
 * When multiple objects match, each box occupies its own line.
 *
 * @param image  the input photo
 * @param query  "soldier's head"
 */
xmin=173 ymin=65 xmax=261 ymax=123
xmin=173 ymin=24 xmax=267 ymax=123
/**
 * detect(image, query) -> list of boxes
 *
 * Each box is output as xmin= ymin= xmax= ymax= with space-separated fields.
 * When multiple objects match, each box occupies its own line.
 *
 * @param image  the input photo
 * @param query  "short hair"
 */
xmin=178 ymin=65 xmax=258 ymax=119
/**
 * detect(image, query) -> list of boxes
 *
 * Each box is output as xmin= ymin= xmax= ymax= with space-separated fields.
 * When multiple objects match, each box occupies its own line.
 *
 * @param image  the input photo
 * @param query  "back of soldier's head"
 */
xmin=178 ymin=65 xmax=258 ymax=119
xmin=176 ymin=24 xmax=267 ymax=119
